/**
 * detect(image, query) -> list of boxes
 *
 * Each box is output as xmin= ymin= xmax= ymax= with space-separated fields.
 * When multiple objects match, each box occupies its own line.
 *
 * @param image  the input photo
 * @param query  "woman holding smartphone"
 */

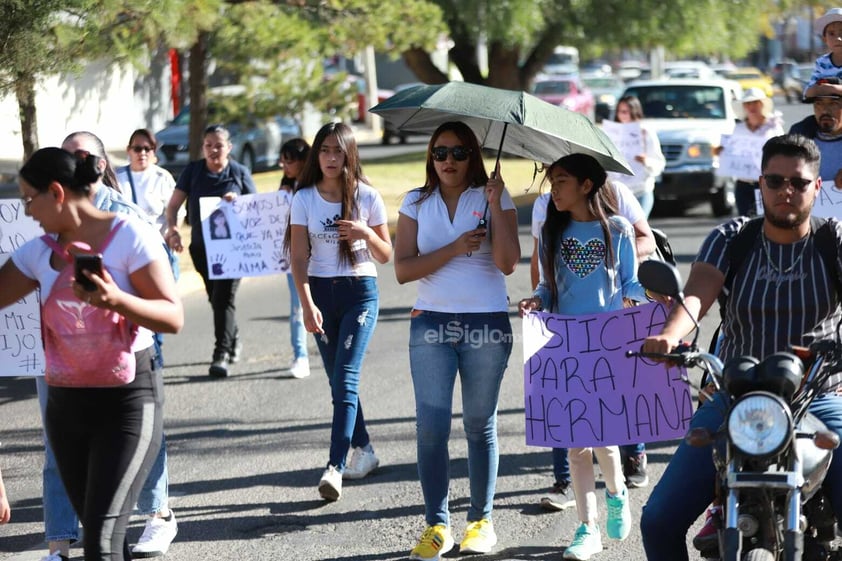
xmin=0 ymin=147 xmax=183 ymax=561
xmin=394 ymin=121 xmax=520 ymax=559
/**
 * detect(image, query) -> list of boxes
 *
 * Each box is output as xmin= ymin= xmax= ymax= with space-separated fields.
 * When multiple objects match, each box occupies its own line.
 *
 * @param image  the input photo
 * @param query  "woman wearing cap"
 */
xmin=716 ymin=87 xmax=784 ymax=216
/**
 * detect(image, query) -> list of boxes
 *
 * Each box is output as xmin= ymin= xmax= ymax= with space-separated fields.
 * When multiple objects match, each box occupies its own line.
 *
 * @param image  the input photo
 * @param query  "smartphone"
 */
xmin=74 ymin=254 xmax=103 ymax=292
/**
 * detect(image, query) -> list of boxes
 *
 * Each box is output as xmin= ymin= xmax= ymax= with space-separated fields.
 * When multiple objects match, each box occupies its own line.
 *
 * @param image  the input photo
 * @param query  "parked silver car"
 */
xmin=156 ymin=104 xmax=302 ymax=177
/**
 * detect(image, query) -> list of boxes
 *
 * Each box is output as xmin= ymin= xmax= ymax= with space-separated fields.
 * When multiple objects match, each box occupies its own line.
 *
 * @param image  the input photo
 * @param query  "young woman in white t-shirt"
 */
xmin=288 ymin=123 xmax=392 ymax=502
xmin=394 ymin=121 xmax=520 ymax=559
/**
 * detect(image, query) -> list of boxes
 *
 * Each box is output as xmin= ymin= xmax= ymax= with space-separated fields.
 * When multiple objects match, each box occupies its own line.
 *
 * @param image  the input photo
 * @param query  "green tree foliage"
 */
xmin=405 ymin=0 xmax=776 ymax=90
xmin=208 ymin=0 xmax=444 ymax=123
xmin=0 ymin=0 xmax=220 ymax=158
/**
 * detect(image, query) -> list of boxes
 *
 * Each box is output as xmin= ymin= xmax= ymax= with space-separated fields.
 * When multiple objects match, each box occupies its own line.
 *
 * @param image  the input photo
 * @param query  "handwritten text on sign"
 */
xmin=200 ymin=191 xmax=291 ymax=279
xmin=522 ymin=304 xmax=693 ymax=448
xmin=601 ymin=120 xmax=647 ymax=179
xmin=716 ymin=132 xmax=767 ymax=180
xmin=0 ymin=199 xmax=45 ymax=377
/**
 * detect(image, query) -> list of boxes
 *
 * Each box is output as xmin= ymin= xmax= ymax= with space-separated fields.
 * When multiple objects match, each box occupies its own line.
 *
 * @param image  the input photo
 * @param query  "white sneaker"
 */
xmin=343 ymin=446 xmax=380 ymax=480
xmin=131 ymin=510 xmax=178 ymax=558
xmin=318 ymin=465 xmax=342 ymax=501
xmin=290 ymin=357 xmax=310 ymax=378
xmin=40 ymin=553 xmax=68 ymax=561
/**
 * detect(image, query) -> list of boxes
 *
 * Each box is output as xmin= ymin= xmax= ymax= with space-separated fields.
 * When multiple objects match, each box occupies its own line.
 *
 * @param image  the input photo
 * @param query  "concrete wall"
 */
xmin=0 ymin=50 xmax=173 ymax=166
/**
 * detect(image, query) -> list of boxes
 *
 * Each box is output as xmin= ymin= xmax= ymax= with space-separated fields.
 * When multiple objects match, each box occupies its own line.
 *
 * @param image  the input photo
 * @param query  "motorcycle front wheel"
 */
xmin=743 ymin=548 xmax=775 ymax=561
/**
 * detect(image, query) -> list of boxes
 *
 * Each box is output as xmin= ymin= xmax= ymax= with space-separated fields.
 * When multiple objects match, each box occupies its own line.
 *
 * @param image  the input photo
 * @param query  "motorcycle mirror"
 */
xmin=814 ymin=430 xmax=841 ymax=450
xmin=639 ymin=260 xmax=701 ymax=348
xmin=639 ymin=260 xmax=684 ymax=301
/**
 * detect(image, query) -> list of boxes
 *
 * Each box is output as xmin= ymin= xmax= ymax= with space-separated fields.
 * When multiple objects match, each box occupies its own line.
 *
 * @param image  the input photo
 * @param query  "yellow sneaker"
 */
xmin=409 ymin=524 xmax=454 ymax=561
xmin=459 ymin=518 xmax=497 ymax=554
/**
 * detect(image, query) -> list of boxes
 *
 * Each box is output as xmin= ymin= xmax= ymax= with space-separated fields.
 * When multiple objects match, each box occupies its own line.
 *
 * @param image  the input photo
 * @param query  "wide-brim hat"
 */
xmin=815 ymin=8 xmax=842 ymax=35
xmin=739 ymin=87 xmax=773 ymax=116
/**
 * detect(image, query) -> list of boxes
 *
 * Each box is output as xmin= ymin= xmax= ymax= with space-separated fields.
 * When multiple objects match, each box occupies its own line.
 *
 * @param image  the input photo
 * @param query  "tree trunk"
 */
xmin=486 ymin=44 xmax=524 ymax=91
xmin=188 ymin=31 xmax=209 ymax=162
xmin=15 ymin=72 xmax=38 ymax=161
xmin=402 ymin=48 xmax=448 ymax=84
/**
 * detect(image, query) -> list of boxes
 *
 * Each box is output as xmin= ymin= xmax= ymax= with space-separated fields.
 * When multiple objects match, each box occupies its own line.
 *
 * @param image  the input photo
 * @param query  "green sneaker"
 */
xmin=605 ymin=486 xmax=631 ymax=540
xmin=563 ymin=523 xmax=603 ymax=560
xmin=409 ymin=524 xmax=454 ymax=561
xmin=459 ymin=518 xmax=497 ymax=554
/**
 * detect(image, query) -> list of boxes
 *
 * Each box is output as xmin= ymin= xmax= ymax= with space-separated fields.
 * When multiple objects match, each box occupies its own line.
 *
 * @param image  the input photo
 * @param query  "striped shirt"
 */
xmin=697 ymin=217 xmax=842 ymax=391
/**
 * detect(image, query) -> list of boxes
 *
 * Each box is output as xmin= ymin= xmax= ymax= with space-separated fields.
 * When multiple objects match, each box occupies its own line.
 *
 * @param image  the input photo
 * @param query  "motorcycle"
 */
xmin=629 ymin=260 xmax=842 ymax=561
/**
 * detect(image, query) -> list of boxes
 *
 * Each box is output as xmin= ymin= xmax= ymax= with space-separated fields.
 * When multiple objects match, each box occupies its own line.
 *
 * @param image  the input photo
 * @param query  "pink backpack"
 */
xmin=40 ymin=221 xmax=138 ymax=387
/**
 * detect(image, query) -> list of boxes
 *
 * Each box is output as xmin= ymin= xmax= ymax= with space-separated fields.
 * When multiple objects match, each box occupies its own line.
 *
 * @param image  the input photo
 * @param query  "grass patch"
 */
xmin=253 ymin=149 xmax=547 ymax=221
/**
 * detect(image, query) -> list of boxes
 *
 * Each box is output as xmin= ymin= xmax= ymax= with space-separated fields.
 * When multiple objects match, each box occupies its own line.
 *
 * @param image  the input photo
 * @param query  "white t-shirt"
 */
xmin=11 ymin=216 xmax=167 ymax=351
xmin=530 ymin=180 xmax=645 ymax=238
xmin=116 ymin=165 xmax=179 ymax=233
xmin=399 ymin=185 xmax=515 ymax=313
xmin=290 ymin=183 xmax=387 ymax=278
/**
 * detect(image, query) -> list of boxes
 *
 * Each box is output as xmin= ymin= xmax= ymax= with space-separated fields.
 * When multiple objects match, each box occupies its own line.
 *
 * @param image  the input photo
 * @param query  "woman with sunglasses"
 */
xmin=116 ymin=129 xmax=180 ymax=236
xmin=394 ymin=121 xmax=520 ymax=560
xmin=288 ymin=123 xmax=392 ymax=501
xmin=279 ymin=138 xmax=312 ymax=379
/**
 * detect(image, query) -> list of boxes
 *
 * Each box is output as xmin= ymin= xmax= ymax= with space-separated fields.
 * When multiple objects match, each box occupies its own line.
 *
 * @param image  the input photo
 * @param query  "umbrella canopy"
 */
xmin=369 ymin=81 xmax=632 ymax=174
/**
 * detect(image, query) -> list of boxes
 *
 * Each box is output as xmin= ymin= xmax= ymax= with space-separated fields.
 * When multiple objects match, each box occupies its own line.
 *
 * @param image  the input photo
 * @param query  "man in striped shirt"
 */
xmin=638 ymin=134 xmax=842 ymax=561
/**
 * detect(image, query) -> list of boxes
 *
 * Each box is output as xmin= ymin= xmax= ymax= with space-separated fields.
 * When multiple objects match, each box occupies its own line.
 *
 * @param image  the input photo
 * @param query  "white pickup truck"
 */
xmin=621 ymin=79 xmax=741 ymax=216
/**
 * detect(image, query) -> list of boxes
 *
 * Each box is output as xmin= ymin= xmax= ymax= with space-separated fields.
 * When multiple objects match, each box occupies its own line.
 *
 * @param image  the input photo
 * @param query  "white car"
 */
xmin=621 ymin=79 xmax=740 ymax=216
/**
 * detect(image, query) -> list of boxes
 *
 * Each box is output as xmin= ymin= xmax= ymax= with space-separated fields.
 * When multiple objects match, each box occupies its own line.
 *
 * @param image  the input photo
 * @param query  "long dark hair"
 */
xmin=411 ymin=121 xmax=488 ymax=205
xmin=540 ymin=153 xmax=619 ymax=308
xmin=20 ymin=147 xmax=102 ymax=196
xmin=279 ymin=137 xmax=310 ymax=190
xmin=285 ymin=123 xmax=368 ymax=266
xmin=62 ymin=131 xmax=120 ymax=191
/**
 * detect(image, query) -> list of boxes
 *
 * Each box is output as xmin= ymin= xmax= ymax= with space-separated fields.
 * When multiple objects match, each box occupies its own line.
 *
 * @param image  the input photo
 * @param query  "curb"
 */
xmin=174 ymin=192 xmax=540 ymax=299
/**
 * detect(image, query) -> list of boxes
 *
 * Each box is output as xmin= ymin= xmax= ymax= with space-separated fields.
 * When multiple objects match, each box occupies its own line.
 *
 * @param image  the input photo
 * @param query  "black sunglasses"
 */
xmin=130 ymin=145 xmax=154 ymax=153
xmin=762 ymin=174 xmax=813 ymax=192
xmin=431 ymin=146 xmax=472 ymax=162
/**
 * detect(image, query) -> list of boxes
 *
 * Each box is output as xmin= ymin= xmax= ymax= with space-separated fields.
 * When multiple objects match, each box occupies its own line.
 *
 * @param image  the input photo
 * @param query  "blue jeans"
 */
xmin=309 ymin=276 xmax=379 ymax=470
xmin=552 ymin=447 xmax=570 ymax=483
xmin=287 ymin=273 xmax=307 ymax=360
xmin=641 ymin=392 xmax=842 ymax=561
xmin=409 ymin=311 xmax=512 ymax=527
xmin=735 ymin=180 xmax=759 ymax=217
xmin=635 ymin=190 xmax=654 ymax=219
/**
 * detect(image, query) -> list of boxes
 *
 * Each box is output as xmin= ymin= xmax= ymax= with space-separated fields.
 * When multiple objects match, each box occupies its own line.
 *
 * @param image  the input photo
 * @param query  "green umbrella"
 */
xmin=369 ymin=81 xmax=632 ymax=174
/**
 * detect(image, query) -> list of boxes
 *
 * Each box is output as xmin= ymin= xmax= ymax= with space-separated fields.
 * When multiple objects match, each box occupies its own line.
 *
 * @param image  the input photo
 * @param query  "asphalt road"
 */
xmin=1 ymin=205 xmax=725 ymax=561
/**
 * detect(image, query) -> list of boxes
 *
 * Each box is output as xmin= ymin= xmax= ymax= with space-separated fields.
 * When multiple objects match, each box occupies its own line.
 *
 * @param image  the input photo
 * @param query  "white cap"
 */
xmin=815 ymin=8 xmax=842 ymax=36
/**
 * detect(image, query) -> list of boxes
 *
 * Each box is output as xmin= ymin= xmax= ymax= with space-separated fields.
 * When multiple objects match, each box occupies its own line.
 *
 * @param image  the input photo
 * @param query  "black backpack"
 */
xmin=718 ymin=216 xmax=842 ymax=320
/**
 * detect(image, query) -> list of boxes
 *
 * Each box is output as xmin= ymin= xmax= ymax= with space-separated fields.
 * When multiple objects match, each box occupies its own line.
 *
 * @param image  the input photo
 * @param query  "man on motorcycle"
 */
xmin=639 ymin=134 xmax=842 ymax=561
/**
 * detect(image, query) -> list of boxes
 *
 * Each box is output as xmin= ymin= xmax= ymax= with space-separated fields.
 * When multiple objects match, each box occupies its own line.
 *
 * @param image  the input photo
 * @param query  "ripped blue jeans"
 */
xmin=309 ymin=276 xmax=379 ymax=470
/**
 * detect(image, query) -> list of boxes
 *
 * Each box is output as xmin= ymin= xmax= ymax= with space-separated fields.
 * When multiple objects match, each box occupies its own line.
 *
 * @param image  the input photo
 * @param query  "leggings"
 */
xmin=46 ymin=347 xmax=163 ymax=561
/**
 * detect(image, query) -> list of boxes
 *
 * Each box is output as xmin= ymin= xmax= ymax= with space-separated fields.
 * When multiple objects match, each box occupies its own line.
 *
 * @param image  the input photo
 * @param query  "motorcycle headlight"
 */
xmin=727 ymin=392 xmax=792 ymax=456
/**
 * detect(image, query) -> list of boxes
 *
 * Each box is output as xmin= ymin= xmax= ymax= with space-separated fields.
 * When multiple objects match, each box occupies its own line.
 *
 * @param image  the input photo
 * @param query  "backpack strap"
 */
xmin=121 ymin=165 xmax=138 ymax=204
xmin=809 ymin=216 xmax=842 ymax=300
xmin=718 ymin=217 xmax=764 ymax=320
xmin=39 ymin=219 xmax=126 ymax=263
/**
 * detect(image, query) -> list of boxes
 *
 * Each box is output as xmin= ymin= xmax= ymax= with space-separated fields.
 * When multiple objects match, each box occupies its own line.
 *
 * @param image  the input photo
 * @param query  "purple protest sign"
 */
xmin=522 ymin=303 xmax=693 ymax=448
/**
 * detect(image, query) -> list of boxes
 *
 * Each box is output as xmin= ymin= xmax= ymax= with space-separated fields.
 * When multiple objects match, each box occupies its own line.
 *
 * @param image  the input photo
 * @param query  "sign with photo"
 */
xmin=200 ymin=191 xmax=292 ymax=279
